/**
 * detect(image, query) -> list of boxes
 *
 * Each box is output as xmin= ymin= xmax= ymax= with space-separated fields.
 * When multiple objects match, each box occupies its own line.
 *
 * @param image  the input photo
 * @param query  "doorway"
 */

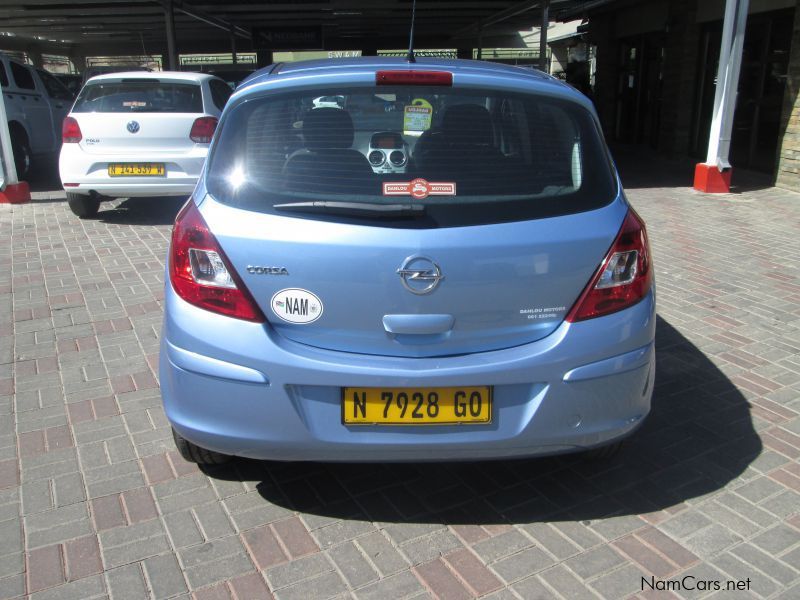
xmin=614 ymin=33 xmax=665 ymax=148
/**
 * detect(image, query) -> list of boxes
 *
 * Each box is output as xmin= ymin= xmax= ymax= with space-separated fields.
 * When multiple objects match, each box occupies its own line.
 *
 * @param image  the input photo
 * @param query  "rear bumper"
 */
xmin=64 ymin=183 xmax=197 ymax=197
xmin=58 ymin=146 xmax=206 ymax=198
xmin=159 ymin=281 xmax=657 ymax=462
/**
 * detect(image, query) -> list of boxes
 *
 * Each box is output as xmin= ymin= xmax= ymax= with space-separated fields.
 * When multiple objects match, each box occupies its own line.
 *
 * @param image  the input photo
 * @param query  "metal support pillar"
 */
xmin=164 ymin=0 xmax=178 ymax=71
xmin=256 ymin=51 xmax=273 ymax=69
xmin=694 ymin=0 xmax=750 ymax=193
xmin=69 ymin=51 xmax=86 ymax=74
xmin=28 ymin=51 xmax=44 ymax=69
xmin=0 ymin=92 xmax=30 ymax=203
xmin=231 ymin=27 xmax=237 ymax=65
xmin=539 ymin=0 xmax=549 ymax=73
xmin=0 ymin=92 xmax=18 ymax=186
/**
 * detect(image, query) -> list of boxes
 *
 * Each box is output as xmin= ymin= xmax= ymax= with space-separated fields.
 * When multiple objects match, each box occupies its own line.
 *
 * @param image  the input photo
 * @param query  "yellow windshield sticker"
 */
xmin=403 ymin=98 xmax=433 ymax=135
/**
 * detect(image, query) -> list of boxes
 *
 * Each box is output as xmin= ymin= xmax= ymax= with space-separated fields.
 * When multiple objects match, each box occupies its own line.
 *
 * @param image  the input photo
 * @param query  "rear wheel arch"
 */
xmin=7 ymin=120 xmax=32 ymax=180
xmin=7 ymin=120 xmax=29 ymax=141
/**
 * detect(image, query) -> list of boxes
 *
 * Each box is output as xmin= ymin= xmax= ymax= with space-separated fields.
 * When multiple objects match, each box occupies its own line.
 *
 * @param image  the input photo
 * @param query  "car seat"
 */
xmin=413 ymin=104 xmax=507 ymax=192
xmin=284 ymin=108 xmax=375 ymax=194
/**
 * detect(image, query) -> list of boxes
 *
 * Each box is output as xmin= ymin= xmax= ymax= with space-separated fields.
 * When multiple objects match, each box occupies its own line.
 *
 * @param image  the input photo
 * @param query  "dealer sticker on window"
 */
xmin=403 ymin=102 xmax=433 ymax=134
xmin=383 ymin=178 xmax=456 ymax=200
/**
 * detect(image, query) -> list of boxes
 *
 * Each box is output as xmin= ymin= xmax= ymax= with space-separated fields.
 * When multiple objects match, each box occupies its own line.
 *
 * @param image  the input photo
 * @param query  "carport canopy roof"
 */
xmin=0 ymin=0 xmax=588 ymax=58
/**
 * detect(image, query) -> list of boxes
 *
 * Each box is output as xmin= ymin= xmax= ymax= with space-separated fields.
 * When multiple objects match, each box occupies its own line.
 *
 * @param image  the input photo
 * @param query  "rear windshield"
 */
xmin=72 ymin=81 xmax=203 ymax=113
xmin=206 ymin=86 xmax=616 ymax=227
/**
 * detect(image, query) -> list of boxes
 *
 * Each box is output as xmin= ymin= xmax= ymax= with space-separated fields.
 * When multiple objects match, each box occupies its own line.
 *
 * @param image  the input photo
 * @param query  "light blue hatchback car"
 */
xmin=160 ymin=57 xmax=655 ymax=465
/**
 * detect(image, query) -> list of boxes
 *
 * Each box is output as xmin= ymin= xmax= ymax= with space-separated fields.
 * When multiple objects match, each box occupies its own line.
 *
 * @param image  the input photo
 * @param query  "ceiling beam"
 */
xmin=0 ymin=0 xmax=574 ymax=56
xmin=159 ymin=0 xmax=251 ymax=40
xmin=451 ymin=0 xmax=543 ymax=38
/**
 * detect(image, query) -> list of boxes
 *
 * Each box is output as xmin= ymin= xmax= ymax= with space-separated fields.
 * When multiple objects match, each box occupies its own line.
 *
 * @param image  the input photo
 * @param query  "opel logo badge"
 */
xmin=397 ymin=255 xmax=444 ymax=295
xmin=127 ymin=120 xmax=140 ymax=134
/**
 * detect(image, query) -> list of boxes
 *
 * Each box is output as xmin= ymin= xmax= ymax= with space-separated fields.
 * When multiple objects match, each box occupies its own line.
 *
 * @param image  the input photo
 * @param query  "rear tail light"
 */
xmin=376 ymin=70 xmax=453 ymax=86
xmin=169 ymin=200 xmax=265 ymax=322
xmin=566 ymin=209 xmax=653 ymax=322
xmin=62 ymin=117 xmax=82 ymax=143
xmin=189 ymin=117 xmax=218 ymax=143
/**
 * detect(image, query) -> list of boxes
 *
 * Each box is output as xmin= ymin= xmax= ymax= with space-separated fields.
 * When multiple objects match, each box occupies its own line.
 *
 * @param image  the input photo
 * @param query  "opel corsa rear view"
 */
xmin=159 ymin=58 xmax=655 ymax=465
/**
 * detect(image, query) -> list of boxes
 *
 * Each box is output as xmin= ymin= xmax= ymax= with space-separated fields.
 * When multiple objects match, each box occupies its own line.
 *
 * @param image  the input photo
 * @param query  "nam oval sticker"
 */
xmin=270 ymin=288 xmax=323 ymax=324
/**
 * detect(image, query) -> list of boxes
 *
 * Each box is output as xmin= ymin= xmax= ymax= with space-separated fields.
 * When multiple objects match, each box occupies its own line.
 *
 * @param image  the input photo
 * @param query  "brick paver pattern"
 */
xmin=1 ymin=181 xmax=799 ymax=599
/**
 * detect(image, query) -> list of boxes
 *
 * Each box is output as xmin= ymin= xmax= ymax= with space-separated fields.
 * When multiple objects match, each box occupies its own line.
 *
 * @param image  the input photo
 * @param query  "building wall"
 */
xmin=776 ymin=1 xmax=800 ymax=191
xmin=587 ymin=0 xmax=800 ymax=191
xmin=658 ymin=0 xmax=700 ymax=156
xmin=697 ymin=0 xmax=795 ymax=22
xmin=586 ymin=0 xmax=700 ymax=153
xmin=586 ymin=13 xmax=618 ymax=137
xmin=549 ymin=44 xmax=569 ymax=76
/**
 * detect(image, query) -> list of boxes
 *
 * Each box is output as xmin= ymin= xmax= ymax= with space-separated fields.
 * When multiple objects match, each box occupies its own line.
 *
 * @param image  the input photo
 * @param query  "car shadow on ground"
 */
xmin=203 ymin=316 xmax=762 ymax=525
xmin=97 ymin=196 xmax=188 ymax=226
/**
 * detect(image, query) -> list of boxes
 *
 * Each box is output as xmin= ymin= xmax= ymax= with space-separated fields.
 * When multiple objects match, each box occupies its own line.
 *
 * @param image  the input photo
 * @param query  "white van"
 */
xmin=0 ymin=53 xmax=73 ymax=179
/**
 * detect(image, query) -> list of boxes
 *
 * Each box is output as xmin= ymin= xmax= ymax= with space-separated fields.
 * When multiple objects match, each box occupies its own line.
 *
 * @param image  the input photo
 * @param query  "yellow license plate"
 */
xmin=342 ymin=387 xmax=492 ymax=425
xmin=108 ymin=163 xmax=165 ymax=177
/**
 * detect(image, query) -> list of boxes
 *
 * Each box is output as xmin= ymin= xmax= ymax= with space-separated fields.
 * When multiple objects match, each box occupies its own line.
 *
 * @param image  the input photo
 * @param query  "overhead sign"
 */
xmin=253 ymin=27 xmax=323 ymax=50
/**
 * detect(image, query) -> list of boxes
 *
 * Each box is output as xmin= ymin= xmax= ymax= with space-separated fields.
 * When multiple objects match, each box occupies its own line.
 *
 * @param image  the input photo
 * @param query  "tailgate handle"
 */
xmin=382 ymin=314 xmax=454 ymax=335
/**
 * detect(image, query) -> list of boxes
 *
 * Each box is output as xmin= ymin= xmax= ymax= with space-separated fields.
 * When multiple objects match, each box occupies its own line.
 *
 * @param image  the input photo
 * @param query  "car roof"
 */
xmin=85 ymin=71 xmax=218 ymax=84
xmin=235 ymin=57 xmax=587 ymax=108
xmin=243 ymin=57 xmax=552 ymax=87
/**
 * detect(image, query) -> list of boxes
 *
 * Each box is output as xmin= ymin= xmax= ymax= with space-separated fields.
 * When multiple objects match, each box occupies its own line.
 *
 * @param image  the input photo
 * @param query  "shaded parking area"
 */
xmin=1 ymin=157 xmax=799 ymax=599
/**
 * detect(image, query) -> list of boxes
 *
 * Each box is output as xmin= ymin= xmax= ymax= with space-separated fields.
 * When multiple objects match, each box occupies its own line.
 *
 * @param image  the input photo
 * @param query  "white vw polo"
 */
xmin=58 ymin=71 xmax=232 ymax=218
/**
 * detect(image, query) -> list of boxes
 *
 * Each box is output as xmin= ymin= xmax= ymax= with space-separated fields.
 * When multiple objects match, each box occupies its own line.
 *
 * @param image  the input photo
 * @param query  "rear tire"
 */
xmin=9 ymin=130 xmax=32 ymax=181
xmin=172 ymin=428 xmax=232 ymax=465
xmin=582 ymin=440 xmax=623 ymax=461
xmin=66 ymin=193 xmax=101 ymax=218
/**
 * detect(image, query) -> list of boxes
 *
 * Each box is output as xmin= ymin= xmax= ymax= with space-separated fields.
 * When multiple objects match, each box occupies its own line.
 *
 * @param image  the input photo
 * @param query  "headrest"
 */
xmin=441 ymin=104 xmax=493 ymax=145
xmin=302 ymin=108 xmax=354 ymax=150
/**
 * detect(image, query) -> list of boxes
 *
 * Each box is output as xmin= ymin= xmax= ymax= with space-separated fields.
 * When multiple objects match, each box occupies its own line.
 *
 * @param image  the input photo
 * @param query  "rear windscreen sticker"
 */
xmin=271 ymin=288 xmax=323 ymax=324
xmin=403 ymin=99 xmax=433 ymax=135
xmin=383 ymin=179 xmax=456 ymax=200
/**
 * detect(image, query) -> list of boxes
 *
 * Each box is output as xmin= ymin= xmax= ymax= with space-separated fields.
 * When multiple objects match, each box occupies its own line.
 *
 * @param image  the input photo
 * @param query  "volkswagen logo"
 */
xmin=126 ymin=121 xmax=140 ymax=134
xmin=397 ymin=255 xmax=444 ymax=295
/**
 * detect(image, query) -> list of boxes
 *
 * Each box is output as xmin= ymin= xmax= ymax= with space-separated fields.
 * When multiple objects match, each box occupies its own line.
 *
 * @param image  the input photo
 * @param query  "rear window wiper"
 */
xmin=273 ymin=201 xmax=425 ymax=218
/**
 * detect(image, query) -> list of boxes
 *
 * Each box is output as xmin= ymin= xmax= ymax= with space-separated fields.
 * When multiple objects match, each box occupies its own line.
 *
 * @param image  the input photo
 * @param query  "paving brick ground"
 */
xmin=1 ymin=160 xmax=799 ymax=599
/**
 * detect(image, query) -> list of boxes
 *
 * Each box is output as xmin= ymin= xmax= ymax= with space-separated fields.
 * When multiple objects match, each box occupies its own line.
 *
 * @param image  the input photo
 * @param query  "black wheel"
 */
xmin=9 ymin=130 xmax=32 ymax=181
xmin=66 ymin=193 xmax=101 ymax=218
xmin=172 ymin=428 xmax=232 ymax=465
xmin=582 ymin=440 xmax=623 ymax=461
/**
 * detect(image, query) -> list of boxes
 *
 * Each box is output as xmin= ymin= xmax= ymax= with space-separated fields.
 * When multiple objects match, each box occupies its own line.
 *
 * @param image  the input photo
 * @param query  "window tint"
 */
xmin=0 ymin=63 xmax=8 ymax=88
xmin=37 ymin=69 xmax=74 ymax=101
xmin=209 ymin=79 xmax=232 ymax=111
xmin=72 ymin=81 xmax=203 ymax=113
xmin=10 ymin=62 xmax=35 ymax=90
xmin=206 ymin=86 xmax=616 ymax=228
